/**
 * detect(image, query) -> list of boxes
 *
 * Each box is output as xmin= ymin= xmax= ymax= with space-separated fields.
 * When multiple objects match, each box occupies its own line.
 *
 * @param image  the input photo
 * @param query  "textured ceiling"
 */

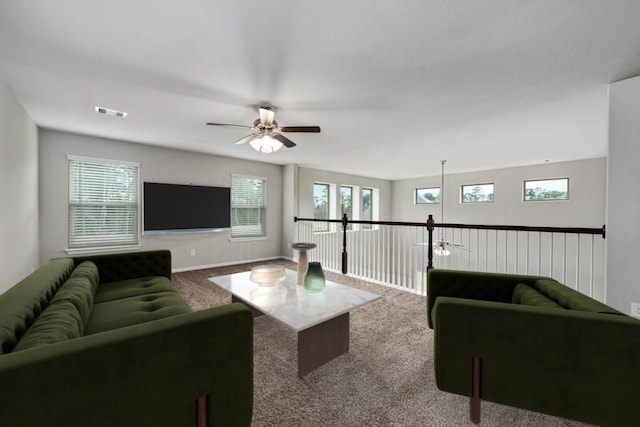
xmin=1 ymin=1 xmax=640 ymax=179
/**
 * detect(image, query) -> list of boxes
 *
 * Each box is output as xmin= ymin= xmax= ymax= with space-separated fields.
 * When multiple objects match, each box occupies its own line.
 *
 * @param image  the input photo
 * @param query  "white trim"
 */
xmin=67 ymin=154 xmax=140 ymax=168
xmin=65 ymin=245 xmax=142 ymax=256
xmin=229 ymin=235 xmax=269 ymax=243
xmin=231 ymin=172 xmax=268 ymax=181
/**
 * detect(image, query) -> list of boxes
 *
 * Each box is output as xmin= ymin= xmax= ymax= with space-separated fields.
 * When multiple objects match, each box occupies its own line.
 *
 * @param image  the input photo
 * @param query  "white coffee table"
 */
xmin=209 ymin=269 xmax=380 ymax=377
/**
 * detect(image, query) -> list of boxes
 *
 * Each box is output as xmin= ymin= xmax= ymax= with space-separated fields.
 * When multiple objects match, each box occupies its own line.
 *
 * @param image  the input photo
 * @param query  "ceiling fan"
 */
xmin=434 ymin=239 xmax=469 ymax=256
xmin=434 ymin=160 xmax=468 ymax=257
xmin=206 ymin=106 xmax=321 ymax=153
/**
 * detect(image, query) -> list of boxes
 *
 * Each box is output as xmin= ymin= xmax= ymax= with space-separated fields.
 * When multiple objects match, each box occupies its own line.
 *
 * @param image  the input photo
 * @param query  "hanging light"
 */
xmin=434 ymin=242 xmax=451 ymax=257
xmin=249 ymin=135 xmax=284 ymax=153
xmin=436 ymin=159 xmax=451 ymax=257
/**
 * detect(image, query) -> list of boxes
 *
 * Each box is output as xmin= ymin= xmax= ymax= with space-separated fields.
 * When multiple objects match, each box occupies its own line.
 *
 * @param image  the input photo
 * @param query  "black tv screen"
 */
xmin=143 ymin=182 xmax=231 ymax=234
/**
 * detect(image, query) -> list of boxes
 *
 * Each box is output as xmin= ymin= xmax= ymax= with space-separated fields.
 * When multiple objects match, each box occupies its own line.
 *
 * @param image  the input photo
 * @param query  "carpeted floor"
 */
xmin=173 ymin=259 xmax=590 ymax=427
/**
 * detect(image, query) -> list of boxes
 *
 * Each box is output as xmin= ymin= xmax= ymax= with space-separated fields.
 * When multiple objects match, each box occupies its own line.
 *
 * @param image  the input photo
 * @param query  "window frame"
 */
xmin=313 ymin=182 xmax=332 ymax=233
xmin=67 ymin=155 xmax=140 ymax=253
xmin=415 ymin=187 xmax=441 ymax=204
xmin=523 ymin=177 xmax=570 ymax=202
xmin=340 ymin=185 xmax=354 ymax=230
xmin=361 ymin=187 xmax=374 ymax=230
xmin=461 ymin=183 xmax=495 ymax=203
xmin=230 ymin=174 xmax=267 ymax=240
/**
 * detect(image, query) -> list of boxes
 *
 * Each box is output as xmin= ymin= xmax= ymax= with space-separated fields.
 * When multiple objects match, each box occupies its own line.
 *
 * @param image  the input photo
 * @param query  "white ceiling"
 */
xmin=1 ymin=1 xmax=640 ymax=180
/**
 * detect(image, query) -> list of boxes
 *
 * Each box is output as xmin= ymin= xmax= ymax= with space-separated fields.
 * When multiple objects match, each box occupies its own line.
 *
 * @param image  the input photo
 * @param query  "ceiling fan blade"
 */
xmin=206 ymin=122 xmax=253 ymax=129
xmin=279 ymin=126 xmax=321 ymax=133
xmin=259 ymin=107 xmax=275 ymax=126
xmin=272 ymin=133 xmax=296 ymax=148
xmin=233 ymin=134 xmax=258 ymax=145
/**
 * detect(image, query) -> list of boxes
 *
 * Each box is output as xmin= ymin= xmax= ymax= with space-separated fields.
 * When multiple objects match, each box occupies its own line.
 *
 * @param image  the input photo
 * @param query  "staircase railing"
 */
xmin=294 ymin=214 xmax=606 ymax=300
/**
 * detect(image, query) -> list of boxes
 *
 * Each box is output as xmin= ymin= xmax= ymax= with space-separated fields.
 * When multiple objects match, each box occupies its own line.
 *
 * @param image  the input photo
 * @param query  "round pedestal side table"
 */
xmin=290 ymin=243 xmax=317 ymax=285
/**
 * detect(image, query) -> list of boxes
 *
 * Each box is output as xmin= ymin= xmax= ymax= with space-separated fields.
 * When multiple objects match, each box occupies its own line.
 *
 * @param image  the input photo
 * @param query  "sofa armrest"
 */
xmin=73 ymin=249 xmax=172 ymax=283
xmin=432 ymin=296 xmax=640 ymax=426
xmin=426 ymin=269 xmax=546 ymax=328
xmin=0 ymin=303 xmax=253 ymax=427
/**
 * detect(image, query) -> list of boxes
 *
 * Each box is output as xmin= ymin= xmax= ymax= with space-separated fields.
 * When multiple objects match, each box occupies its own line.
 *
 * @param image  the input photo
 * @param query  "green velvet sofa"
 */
xmin=427 ymin=269 xmax=640 ymax=426
xmin=0 ymin=250 xmax=253 ymax=427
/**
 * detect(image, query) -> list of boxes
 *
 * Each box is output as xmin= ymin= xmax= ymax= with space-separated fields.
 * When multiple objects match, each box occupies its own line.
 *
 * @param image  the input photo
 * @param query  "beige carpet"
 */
xmin=173 ymin=260 xmax=590 ymax=427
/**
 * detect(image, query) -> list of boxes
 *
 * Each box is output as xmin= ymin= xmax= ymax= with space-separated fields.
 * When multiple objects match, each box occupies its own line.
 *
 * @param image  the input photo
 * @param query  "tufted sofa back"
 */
xmin=0 ymin=258 xmax=75 ymax=354
xmin=73 ymin=250 xmax=171 ymax=283
xmin=426 ymin=269 xmax=542 ymax=328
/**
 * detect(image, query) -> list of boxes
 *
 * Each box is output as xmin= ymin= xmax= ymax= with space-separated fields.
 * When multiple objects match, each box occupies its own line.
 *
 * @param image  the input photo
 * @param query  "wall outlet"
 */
xmin=190 ymin=249 xmax=196 ymax=257
xmin=631 ymin=302 xmax=640 ymax=318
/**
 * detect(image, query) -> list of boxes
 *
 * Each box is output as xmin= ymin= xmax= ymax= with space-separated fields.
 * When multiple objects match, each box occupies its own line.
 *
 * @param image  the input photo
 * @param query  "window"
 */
xmin=313 ymin=183 xmax=330 ymax=232
xmin=524 ymin=178 xmax=569 ymax=201
xmin=362 ymin=188 xmax=373 ymax=229
xmin=68 ymin=156 xmax=140 ymax=249
xmin=416 ymin=187 xmax=440 ymax=204
xmin=461 ymin=183 xmax=494 ymax=203
xmin=231 ymin=175 xmax=266 ymax=238
xmin=340 ymin=186 xmax=353 ymax=230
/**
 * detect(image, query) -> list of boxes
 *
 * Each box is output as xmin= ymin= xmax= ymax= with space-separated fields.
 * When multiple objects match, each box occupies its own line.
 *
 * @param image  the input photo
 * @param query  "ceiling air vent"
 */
xmin=94 ymin=106 xmax=128 ymax=118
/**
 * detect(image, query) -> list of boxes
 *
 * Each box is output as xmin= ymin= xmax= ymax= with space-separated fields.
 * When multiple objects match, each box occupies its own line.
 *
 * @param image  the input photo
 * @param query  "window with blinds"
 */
xmin=68 ymin=156 xmax=140 ymax=249
xmin=231 ymin=175 xmax=266 ymax=238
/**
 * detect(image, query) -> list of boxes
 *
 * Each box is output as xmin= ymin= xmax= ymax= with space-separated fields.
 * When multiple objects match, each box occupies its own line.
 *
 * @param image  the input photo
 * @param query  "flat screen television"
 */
xmin=143 ymin=182 xmax=231 ymax=234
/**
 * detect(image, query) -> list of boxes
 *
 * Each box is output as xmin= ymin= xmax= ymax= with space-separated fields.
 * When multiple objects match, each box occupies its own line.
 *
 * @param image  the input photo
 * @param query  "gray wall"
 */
xmin=607 ymin=75 xmax=640 ymax=313
xmin=0 ymin=81 xmax=39 ymax=293
xmin=391 ymin=158 xmax=606 ymax=228
xmin=38 ymin=129 xmax=283 ymax=270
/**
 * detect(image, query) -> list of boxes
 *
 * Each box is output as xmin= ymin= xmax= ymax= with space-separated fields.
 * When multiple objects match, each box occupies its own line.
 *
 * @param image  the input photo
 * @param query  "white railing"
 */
xmin=294 ymin=216 xmax=607 ymax=301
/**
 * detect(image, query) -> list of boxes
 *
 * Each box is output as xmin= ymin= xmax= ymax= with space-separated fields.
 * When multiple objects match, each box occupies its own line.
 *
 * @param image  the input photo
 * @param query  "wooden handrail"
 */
xmin=294 ymin=216 xmax=606 ymax=237
xmin=295 ymin=215 xmax=605 ymax=276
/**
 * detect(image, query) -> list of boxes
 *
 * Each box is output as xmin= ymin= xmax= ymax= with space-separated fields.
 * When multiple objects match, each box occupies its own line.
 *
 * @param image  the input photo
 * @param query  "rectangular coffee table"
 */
xmin=209 ymin=269 xmax=380 ymax=377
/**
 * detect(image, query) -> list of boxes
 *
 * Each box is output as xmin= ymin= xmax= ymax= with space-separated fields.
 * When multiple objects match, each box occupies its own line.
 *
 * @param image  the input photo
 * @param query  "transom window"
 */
xmin=416 ymin=187 xmax=440 ymax=204
xmin=461 ymin=183 xmax=494 ymax=203
xmin=524 ymin=178 xmax=569 ymax=201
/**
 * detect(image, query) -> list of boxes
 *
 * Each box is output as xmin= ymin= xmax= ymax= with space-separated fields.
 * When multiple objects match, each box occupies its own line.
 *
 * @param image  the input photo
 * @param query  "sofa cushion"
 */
xmin=0 ymin=258 xmax=75 ymax=355
xmin=534 ymin=279 xmax=624 ymax=315
xmin=51 ymin=261 xmax=99 ymax=326
xmin=512 ymin=283 xmax=564 ymax=309
xmin=12 ymin=299 xmax=84 ymax=352
xmin=94 ymin=276 xmax=177 ymax=303
xmin=85 ymin=291 xmax=191 ymax=335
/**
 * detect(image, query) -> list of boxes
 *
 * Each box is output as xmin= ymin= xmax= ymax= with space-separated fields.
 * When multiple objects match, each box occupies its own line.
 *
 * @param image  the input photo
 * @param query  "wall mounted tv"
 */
xmin=143 ymin=182 xmax=231 ymax=234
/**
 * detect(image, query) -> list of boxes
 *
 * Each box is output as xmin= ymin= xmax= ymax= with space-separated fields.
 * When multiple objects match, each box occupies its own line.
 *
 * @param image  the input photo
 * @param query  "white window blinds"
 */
xmin=68 ymin=156 xmax=140 ymax=248
xmin=231 ymin=175 xmax=266 ymax=238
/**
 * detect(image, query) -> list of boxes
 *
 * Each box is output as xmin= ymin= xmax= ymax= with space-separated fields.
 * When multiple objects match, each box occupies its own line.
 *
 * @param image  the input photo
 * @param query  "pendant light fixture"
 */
xmin=434 ymin=160 xmax=451 ymax=257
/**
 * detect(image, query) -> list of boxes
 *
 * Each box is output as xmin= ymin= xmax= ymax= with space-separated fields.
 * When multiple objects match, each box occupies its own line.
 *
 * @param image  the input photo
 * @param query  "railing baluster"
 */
xmin=551 ymin=233 xmax=555 ymax=278
xmin=475 ymin=229 xmax=479 ymax=272
xmin=590 ymin=235 xmax=595 ymax=300
xmin=562 ymin=233 xmax=567 ymax=285
xmin=576 ymin=234 xmax=581 ymax=292
xmin=485 ymin=229 xmax=488 ymax=272
xmin=525 ymin=232 xmax=530 ymax=275
xmin=293 ymin=217 xmax=605 ymax=300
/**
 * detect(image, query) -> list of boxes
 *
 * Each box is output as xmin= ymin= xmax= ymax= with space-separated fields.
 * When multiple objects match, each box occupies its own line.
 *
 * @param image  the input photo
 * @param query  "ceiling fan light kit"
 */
xmin=249 ymin=135 xmax=284 ymax=153
xmin=206 ymin=106 xmax=321 ymax=154
xmin=434 ymin=245 xmax=451 ymax=257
